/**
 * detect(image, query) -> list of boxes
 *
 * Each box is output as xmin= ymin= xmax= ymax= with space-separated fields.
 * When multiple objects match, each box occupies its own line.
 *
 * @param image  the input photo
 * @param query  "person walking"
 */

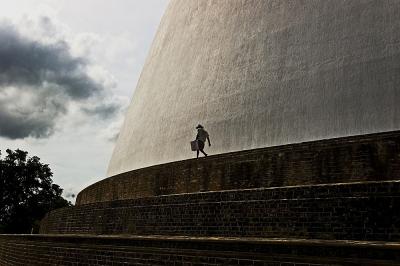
xmin=195 ymin=124 xmax=211 ymax=158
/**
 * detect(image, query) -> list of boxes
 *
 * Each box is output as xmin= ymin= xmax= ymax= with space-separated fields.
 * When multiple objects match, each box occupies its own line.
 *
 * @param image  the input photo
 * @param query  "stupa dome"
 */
xmin=108 ymin=0 xmax=400 ymax=176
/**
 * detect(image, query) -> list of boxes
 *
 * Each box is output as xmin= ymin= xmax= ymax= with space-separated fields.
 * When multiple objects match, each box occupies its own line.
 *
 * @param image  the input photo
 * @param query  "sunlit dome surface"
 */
xmin=108 ymin=0 xmax=400 ymax=177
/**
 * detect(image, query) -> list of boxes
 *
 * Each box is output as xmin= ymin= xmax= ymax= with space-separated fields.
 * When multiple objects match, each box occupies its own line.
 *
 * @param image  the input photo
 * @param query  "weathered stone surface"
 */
xmin=108 ymin=0 xmax=400 ymax=176
xmin=78 ymin=130 xmax=400 ymax=205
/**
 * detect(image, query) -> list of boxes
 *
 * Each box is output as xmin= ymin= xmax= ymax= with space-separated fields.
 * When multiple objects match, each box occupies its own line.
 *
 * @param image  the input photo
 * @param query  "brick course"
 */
xmin=77 ymin=131 xmax=400 ymax=205
xmin=1 ymin=235 xmax=399 ymax=266
xmin=42 ymin=181 xmax=400 ymax=241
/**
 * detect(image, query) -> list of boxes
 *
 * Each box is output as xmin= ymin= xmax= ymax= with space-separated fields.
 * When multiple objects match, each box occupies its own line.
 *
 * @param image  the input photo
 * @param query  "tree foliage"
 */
xmin=0 ymin=149 xmax=71 ymax=233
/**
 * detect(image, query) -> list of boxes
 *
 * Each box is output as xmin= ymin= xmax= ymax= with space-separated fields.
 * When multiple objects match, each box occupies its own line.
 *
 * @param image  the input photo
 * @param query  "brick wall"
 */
xmin=1 ymin=235 xmax=399 ymax=265
xmin=42 ymin=181 xmax=400 ymax=241
xmin=76 ymin=130 xmax=400 ymax=205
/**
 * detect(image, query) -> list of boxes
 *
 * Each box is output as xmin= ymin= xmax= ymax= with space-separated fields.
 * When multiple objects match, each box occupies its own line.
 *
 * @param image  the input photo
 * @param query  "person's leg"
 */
xmin=200 ymin=149 xmax=208 ymax=156
xmin=197 ymin=140 xmax=205 ymax=157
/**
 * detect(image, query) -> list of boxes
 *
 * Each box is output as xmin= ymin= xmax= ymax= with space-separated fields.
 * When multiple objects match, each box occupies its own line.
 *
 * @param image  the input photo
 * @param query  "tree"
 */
xmin=0 ymin=149 xmax=71 ymax=233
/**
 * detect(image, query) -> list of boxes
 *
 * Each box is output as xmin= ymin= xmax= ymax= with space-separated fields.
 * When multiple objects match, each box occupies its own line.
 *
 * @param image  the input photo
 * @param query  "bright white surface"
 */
xmin=108 ymin=0 xmax=400 ymax=176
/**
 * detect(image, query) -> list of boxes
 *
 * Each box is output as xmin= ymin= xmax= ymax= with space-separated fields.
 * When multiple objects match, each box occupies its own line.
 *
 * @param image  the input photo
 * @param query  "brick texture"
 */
xmin=77 ymin=131 xmax=400 ymax=205
xmin=42 ymin=181 xmax=400 ymax=241
xmin=1 ymin=235 xmax=399 ymax=266
xmin=4 ymin=131 xmax=400 ymax=265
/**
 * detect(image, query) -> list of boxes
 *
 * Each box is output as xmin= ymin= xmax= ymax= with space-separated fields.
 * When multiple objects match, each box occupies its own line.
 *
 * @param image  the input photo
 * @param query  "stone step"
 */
xmin=41 ymin=181 xmax=400 ymax=241
xmin=1 ymin=234 xmax=399 ymax=265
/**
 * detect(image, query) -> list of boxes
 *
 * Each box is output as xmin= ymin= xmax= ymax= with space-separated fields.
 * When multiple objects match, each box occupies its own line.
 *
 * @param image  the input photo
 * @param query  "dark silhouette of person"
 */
xmin=195 ymin=124 xmax=211 ymax=158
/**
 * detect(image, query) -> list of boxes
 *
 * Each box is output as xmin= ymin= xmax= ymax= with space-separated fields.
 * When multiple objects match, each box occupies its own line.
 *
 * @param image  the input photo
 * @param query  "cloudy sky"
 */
xmin=0 ymin=0 xmax=168 ymax=201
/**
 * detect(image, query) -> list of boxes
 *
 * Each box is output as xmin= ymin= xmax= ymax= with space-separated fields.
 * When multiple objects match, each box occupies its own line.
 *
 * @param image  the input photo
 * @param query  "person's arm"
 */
xmin=207 ymin=136 xmax=211 ymax=146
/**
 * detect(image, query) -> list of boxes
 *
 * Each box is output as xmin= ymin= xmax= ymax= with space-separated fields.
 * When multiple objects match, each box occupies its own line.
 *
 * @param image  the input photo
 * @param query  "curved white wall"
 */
xmin=108 ymin=0 xmax=400 ymax=176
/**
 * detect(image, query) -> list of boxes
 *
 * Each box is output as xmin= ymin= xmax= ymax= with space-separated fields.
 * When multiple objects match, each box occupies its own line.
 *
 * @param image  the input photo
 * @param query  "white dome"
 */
xmin=108 ymin=0 xmax=400 ymax=176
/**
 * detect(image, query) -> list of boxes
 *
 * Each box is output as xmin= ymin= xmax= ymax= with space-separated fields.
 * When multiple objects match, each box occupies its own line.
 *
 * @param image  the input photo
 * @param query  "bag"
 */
xmin=190 ymin=140 xmax=199 ymax=151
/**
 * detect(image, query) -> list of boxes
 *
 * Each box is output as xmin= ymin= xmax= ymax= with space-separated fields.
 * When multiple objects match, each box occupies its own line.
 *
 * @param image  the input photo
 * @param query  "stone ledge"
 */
xmin=1 ymin=234 xmax=399 ymax=265
xmin=3 ymin=234 xmax=400 ymax=249
xmin=55 ymin=180 xmax=400 ymax=209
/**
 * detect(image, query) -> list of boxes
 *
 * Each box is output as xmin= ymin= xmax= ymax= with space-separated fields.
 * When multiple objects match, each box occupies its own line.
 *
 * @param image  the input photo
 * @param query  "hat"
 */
xmin=196 ymin=124 xmax=204 ymax=129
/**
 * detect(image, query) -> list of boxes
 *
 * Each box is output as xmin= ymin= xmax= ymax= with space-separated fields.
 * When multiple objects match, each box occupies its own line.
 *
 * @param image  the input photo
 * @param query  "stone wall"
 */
xmin=77 ymin=130 xmax=400 ymax=205
xmin=1 ymin=234 xmax=399 ymax=265
xmin=44 ymin=181 xmax=400 ymax=241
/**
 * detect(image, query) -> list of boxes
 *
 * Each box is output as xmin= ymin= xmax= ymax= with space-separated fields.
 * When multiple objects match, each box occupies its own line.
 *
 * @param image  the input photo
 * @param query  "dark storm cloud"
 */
xmin=0 ymin=22 xmax=99 ymax=99
xmin=0 ymin=109 xmax=55 ymax=139
xmin=0 ymin=20 xmax=121 ymax=139
xmin=0 ymin=92 xmax=67 ymax=139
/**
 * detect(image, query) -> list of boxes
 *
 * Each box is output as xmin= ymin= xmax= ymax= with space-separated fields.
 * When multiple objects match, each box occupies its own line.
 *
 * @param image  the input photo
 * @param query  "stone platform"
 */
xmin=2 ymin=131 xmax=400 ymax=265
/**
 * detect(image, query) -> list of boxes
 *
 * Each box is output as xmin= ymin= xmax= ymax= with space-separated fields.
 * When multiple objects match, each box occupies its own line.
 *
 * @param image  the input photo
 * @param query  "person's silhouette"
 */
xmin=195 ymin=124 xmax=211 ymax=158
